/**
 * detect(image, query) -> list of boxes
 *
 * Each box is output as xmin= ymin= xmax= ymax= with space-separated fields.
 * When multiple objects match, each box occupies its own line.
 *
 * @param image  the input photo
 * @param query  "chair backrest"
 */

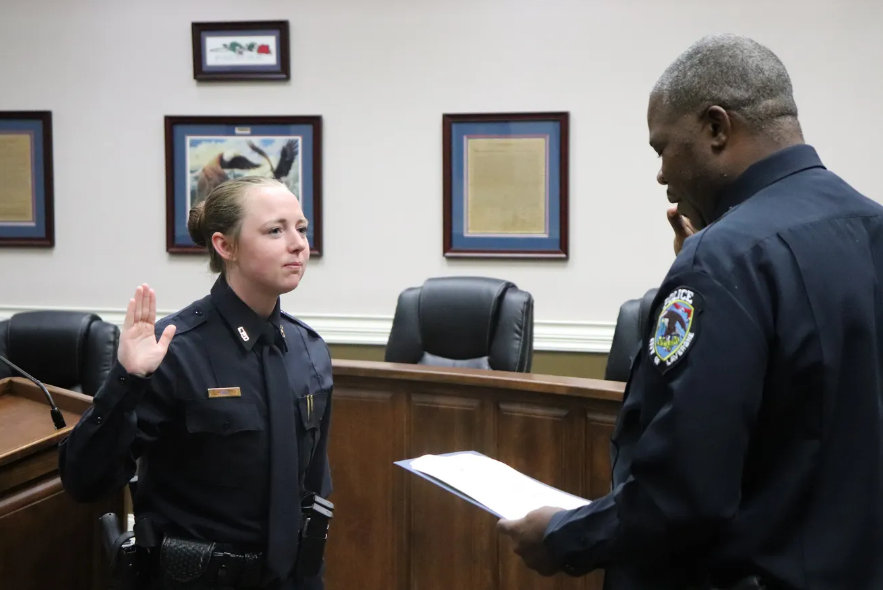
xmin=0 ymin=310 xmax=120 ymax=396
xmin=384 ymin=276 xmax=534 ymax=372
xmin=604 ymin=288 xmax=659 ymax=382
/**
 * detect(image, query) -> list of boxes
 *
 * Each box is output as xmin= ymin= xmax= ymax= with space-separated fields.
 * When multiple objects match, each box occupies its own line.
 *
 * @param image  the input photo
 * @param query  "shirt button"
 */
xmin=95 ymin=416 xmax=103 ymax=424
xmin=118 ymin=375 xmax=127 ymax=383
xmin=222 ymin=421 xmax=231 ymax=431
xmin=194 ymin=310 xmax=203 ymax=316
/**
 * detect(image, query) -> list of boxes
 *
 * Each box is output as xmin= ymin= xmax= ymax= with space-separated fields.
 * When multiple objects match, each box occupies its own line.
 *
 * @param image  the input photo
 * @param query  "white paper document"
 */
xmin=401 ymin=451 xmax=590 ymax=521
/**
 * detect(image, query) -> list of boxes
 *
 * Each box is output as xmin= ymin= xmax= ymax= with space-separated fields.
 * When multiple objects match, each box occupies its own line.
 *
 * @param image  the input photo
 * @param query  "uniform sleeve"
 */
xmin=543 ymin=269 xmax=769 ymax=574
xmin=58 ymin=347 xmax=178 ymax=503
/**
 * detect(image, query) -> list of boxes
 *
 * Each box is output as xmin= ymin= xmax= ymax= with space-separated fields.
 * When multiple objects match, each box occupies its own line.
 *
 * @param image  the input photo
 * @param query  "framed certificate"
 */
xmin=0 ymin=111 xmax=54 ymax=248
xmin=191 ymin=20 xmax=290 ymax=82
xmin=442 ymin=112 xmax=569 ymax=259
xmin=164 ymin=115 xmax=323 ymax=256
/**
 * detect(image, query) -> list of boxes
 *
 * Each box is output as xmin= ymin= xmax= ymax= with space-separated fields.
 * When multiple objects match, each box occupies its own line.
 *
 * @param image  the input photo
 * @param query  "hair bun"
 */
xmin=187 ymin=201 xmax=208 ymax=247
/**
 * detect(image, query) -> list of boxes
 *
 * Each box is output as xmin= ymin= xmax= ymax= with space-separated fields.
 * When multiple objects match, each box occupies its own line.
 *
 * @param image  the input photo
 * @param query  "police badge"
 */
xmin=649 ymin=286 xmax=703 ymax=373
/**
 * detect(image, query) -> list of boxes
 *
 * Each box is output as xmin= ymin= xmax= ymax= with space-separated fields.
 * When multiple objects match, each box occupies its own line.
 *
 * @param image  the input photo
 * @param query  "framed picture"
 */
xmin=164 ymin=115 xmax=323 ymax=256
xmin=191 ymin=20 xmax=290 ymax=81
xmin=442 ymin=111 xmax=569 ymax=259
xmin=0 ymin=111 xmax=54 ymax=247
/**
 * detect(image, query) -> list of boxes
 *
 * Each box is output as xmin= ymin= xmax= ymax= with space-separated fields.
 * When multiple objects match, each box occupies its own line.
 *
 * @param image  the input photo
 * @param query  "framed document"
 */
xmin=164 ymin=115 xmax=323 ymax=256
xmin=443 ymin=112 xmax=569 ymax=259
xmin=0 ymin=111 xmax=54 ymax=248
xmin=191 ymin=20 xmax=290 ymax=81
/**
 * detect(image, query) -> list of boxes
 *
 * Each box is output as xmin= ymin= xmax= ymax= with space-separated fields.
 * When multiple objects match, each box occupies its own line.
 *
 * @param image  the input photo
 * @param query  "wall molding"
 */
xmin=0 ymin=304 xmax=615 ymax=354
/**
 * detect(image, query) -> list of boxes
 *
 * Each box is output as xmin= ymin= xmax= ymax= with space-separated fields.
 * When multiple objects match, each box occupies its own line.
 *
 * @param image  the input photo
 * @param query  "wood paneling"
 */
xmin=0 ymin=377 xmax=125 ymax=590
xmin=325 ymin=360 xmax=624 ymax=590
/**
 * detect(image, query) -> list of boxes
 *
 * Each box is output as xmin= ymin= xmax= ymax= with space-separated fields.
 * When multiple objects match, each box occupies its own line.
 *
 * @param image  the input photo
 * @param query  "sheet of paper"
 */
xmin=407 ymin=452 xmax=590 ymax=520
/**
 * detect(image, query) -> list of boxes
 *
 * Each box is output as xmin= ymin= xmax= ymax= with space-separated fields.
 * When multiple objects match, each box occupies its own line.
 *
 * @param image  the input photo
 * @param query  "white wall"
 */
xmin=1 ymin=0 xmax=881 ymax=352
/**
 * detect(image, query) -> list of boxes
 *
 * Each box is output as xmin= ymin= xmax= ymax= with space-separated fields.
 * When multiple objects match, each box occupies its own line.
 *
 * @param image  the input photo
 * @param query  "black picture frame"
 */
xmin=442 ymin=111 xmax=569 ymax=259
xmin=164 ymin=115 xmax=323 ymax=256
xmin=0 ymin=110 xmax=54 ymax=248
xmin=191 ymin=20 xmax=291 ymax=82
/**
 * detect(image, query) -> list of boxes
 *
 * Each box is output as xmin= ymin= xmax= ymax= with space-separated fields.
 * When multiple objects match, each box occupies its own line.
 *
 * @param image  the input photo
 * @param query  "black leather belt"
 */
xmin=142 ymin=536 xmax=276 ymax=589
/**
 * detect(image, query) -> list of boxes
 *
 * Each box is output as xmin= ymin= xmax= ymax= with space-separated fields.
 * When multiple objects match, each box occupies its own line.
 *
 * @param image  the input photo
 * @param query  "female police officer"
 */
xmin=59 ymin=176 xmax=334 ymax=590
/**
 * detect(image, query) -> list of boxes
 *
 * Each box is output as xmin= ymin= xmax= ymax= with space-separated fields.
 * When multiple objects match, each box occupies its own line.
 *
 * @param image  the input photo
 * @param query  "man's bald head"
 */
xmin=652 ymin=34 xmax=802 ymax=141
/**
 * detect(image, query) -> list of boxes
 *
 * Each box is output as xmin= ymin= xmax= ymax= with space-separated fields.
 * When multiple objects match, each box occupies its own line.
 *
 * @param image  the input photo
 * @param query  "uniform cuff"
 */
xmin=93 ymin=360 xmax=152 ymax=414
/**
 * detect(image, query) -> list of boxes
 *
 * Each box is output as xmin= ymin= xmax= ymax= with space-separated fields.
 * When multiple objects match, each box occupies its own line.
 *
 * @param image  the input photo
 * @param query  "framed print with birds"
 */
xmin=164 ymin=115 xmax=323 ymax=255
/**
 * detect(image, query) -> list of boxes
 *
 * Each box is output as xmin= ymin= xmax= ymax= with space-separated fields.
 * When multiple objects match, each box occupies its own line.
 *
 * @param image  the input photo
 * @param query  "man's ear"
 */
xmin=705 ymin=105 xmax=732 ymax=152
xmin=211 ymin=232 xmax=236 ymax=263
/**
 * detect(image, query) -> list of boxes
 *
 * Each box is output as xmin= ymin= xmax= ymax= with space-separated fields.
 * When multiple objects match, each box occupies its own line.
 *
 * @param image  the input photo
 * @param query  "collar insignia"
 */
xmin=238 ymin=327 xmax=249 ymax=342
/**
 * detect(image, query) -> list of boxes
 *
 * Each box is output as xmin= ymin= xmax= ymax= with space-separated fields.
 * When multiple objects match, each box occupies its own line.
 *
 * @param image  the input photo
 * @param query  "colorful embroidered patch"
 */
xmin=648 ymin=286 xmax=703 ymax=373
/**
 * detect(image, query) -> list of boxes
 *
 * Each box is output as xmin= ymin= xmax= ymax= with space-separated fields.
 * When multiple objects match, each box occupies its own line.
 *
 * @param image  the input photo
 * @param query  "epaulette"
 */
xmin=281 ymin=310 xmax=321 ymax=338
xmin=154 ymin=297 xmax=211 ymax=337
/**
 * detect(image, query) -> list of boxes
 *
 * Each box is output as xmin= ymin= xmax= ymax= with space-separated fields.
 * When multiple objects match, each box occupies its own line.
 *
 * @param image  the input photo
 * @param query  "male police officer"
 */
xmin=498 ymin=34 xmax=883 ymax=590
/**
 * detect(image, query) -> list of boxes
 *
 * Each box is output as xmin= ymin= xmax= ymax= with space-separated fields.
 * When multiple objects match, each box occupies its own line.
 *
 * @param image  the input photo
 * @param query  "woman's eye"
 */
xmin=297 ymin=227 xmax=308 ymax=235
xmin=269 ymin=227 xmax=282 ymax=235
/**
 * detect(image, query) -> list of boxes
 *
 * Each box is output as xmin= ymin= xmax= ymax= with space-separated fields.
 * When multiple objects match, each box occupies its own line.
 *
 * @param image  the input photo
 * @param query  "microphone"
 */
xmin=0 ymin=355 xmax=66 ymax=430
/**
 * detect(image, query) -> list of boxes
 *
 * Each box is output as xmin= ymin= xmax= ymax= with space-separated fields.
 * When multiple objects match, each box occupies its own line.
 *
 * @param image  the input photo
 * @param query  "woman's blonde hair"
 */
xmin=187 ymin=176 xmax=285 ymax=274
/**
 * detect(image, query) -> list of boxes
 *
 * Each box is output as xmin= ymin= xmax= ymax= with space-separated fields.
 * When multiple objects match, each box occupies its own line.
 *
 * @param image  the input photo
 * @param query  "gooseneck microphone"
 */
xmin=0 ymin=355 xmax=66 ymax=430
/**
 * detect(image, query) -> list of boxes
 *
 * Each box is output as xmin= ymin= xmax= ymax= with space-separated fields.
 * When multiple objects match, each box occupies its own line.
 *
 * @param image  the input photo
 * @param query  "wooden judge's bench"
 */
xmin=0 ymin=360 xmax=624 ymax=590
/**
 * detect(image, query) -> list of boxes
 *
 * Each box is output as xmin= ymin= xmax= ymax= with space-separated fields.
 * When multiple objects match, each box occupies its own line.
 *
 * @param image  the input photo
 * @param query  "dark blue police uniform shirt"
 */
xmin=58 ymin=276 xmax=333 ymax=560
xmin=544 ymin=145 xmax=883 ymax=590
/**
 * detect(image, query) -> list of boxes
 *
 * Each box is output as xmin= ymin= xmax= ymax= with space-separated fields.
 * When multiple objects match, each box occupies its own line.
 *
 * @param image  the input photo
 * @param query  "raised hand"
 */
xmin=118 ymin=284 xmax=176 ymax=377
xmin=667 ymin=206 xmax=696 ymax=255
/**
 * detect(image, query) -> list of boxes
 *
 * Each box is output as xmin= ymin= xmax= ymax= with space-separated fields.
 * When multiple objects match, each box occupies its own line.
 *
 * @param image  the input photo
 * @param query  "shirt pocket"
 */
xmin=183 ymin=399 xmax=266 ymax=487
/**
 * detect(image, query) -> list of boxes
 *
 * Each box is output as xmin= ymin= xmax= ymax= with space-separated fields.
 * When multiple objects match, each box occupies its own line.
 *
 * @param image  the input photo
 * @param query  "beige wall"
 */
xmin=1 ymin=0 xmax=880 ymax=358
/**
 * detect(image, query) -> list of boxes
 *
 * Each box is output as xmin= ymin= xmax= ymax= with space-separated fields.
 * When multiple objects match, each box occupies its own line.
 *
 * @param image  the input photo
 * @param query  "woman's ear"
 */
xmin=211 ymin=232 xmax=236 ymax=263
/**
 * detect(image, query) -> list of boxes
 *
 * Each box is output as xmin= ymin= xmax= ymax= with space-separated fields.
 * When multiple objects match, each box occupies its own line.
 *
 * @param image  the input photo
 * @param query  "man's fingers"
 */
xmin=667 ymin=208 xmax=689 ymax=236
xmin=497 ymin=518 xmax=515 ymax=535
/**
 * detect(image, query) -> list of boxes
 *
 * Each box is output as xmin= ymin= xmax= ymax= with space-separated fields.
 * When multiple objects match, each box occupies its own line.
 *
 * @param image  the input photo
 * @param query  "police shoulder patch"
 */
xmin=648 ymin=286 xmax=703 ymax=373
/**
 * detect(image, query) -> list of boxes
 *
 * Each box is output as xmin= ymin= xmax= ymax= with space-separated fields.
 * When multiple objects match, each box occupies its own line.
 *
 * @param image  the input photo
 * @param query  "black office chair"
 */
xmin=0 ymin=310 xmax=120 ymax=396
xmin=384 ymin=276 xmax=534 ymax=372
xmin=604 ymin=288 xmax=659 ymax=382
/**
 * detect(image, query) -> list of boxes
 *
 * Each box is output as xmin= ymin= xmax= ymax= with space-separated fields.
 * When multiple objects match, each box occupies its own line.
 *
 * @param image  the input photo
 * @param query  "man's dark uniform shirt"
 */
xmin=58 ymin=276 xmax=333 ymax=589
xmin=543 ymin=145 xmax=883 ymax=590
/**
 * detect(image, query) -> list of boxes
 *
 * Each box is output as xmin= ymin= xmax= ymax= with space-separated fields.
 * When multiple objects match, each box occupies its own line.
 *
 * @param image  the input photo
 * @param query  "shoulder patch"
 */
xmin=648 ymin=286 xmax=703 ymax=373
xmin=281 ymin=310 xmax=320 ymax=338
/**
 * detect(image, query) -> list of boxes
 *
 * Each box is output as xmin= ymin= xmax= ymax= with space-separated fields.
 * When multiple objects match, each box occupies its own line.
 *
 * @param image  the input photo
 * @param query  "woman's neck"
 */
xmin=224 ymin=270 xmax=277 ymax=319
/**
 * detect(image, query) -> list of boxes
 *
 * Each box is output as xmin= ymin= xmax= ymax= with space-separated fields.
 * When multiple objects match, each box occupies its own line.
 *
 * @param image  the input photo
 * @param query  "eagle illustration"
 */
xmin=660 ymin=308 xmax=688 ymax=339
xmin=194 ymin=139 xmax=299 ymax=205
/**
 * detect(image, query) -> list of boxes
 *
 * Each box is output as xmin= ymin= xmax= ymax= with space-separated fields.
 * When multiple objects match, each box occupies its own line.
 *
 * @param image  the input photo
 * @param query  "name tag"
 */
xmin=208 ymin=387 xmax=241 ymax=398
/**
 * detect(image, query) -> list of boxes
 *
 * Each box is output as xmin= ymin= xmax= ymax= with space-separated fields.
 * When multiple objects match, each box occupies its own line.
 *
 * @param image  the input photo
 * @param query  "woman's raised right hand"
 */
xmin=118 ymin=284 xmax=176 ymax=377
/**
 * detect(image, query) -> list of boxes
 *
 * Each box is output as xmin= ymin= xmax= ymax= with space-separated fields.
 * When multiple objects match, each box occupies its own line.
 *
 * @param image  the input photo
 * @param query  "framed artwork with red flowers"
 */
xmin=191 ymin=21 xmax=290 ymax=82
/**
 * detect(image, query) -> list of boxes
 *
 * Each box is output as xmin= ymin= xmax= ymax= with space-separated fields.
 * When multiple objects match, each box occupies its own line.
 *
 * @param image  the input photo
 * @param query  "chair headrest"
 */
xmin=7 ymin=311 xmax=100 ymax=388
xmin=418 ymin=276 xmax=515 ymax=360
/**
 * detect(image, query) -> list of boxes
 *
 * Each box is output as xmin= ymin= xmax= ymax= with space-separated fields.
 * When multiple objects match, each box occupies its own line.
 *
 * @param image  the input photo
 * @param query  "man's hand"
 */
xmin=667 ymin=206 xmax=696 ymax=255
xmin=496 ymin=506 xmax=565 ymax=576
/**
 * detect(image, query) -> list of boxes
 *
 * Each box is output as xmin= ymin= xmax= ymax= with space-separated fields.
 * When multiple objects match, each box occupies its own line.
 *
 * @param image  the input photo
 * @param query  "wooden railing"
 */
xmin=324 ymin=360 xmax=625 ymax=590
